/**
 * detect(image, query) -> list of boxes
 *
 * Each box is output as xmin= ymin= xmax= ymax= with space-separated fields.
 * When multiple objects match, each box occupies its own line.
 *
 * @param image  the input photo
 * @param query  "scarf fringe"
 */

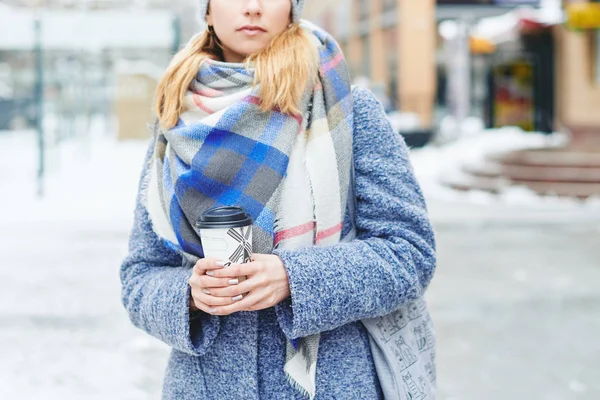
xmin=285 ymin=371 xmax=314 ymax=400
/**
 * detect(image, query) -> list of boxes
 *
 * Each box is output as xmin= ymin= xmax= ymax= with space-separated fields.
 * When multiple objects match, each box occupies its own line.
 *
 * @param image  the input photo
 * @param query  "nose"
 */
xmin=243 ymin=0 xmax=262 ymax=17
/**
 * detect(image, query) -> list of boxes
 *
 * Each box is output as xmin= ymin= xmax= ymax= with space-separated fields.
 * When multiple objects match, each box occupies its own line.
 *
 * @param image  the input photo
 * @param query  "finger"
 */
xmin=188 ymin=273 xmax=236 ymax=289
xmin=193 ymin=258 xmax=228 ymax=275
xmin=197 ymin=275 xmax=239 ymax=289
xmin=195 ymin=291 xmax=240 ymax=307
xmin=212 ymin=287 xmax=267 ymax=316
xmin=211 ymin=261 xmax=261 ymax=279
xmin=206 ymin=275 xmax=263 ymax=298
xmin=188 ymin=273 xmax=202 ymax=288
xmin=190 ymin=297 xmax=217 ymax=314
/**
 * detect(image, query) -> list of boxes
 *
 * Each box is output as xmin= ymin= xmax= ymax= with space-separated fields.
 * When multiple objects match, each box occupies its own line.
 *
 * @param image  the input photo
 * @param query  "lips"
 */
xmin=237 ymin=25 xmax=266 ymax=34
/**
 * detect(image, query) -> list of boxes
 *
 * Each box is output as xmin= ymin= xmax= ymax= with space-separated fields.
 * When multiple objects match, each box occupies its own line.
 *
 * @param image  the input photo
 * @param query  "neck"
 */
xmin=222 ymin=46 xmax=247 ymax=64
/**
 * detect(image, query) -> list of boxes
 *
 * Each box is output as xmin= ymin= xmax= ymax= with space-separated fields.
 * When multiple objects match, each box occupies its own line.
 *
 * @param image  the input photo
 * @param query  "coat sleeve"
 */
xmin=273 ymin=87 xmax=436 ymax=339
xmin=119 ymin=138 xmax=220 ymax=356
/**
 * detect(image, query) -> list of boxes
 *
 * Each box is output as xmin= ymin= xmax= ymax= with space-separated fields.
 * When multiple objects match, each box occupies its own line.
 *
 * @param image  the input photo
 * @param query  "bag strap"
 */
xmin=341 ymin=152 xmax=358 ymax=242
xmin=342 ymin=85 xmax=358 ymax=243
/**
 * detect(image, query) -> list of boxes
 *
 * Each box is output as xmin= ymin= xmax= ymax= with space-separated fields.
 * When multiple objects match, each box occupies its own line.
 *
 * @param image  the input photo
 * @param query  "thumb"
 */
xmin=193 ymin=258 xmax=210 ymax=274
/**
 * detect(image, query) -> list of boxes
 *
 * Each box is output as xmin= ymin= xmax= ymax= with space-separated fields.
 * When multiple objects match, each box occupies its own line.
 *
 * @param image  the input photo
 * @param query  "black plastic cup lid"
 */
xmin=196 ymin=206 xmax=253 ymax=229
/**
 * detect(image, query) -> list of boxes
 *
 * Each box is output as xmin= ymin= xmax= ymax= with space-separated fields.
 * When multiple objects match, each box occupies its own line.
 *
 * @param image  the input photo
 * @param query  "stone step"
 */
xmin=442 ymin=146 xmax=600 ymax=199
xmin=489 ymin=149 xmax=600 ymax=168
xmin=441 ymin=174 xmax=505 ymax=194
xmin=522 ymin=181 xmax=600 ymax=199
xmin=463 ymin=162 xmax=600 ymax=183
xmin=444 ymin=173 xmax=600 ymax=199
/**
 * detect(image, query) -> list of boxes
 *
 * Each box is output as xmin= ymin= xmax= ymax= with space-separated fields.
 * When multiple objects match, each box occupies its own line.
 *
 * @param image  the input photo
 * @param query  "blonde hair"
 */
xmin=155 ymin=23 xmax=319 ymax=129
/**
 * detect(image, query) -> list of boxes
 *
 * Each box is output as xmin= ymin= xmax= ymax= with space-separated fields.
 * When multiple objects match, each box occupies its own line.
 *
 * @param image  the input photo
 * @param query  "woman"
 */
xmin=120 ymin=0 xmax=437 ymax=399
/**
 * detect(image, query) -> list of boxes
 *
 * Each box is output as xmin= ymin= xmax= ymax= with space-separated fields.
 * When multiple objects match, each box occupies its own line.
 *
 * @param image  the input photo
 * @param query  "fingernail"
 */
xmin=208 ymin=308 xmax=217 ymax=313
xmin=229 ymin=279 xmax=239 ymax=285
xmin=206 ymin=271 xmax=215 ymax=276
xmin=232 ymin=295 xmax=243 ymax=302
xmin=216 ymin=260 xmax=228 ymax=267
xmin=203 ymin=289 xmax=211 ymax=294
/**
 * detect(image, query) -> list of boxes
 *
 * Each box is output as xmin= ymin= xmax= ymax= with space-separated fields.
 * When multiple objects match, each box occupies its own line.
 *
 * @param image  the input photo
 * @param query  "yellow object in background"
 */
xmin=469 ymin=36 xmax=496 ymax=55
xmin=566 ymin=3 xmax=600 ymax=30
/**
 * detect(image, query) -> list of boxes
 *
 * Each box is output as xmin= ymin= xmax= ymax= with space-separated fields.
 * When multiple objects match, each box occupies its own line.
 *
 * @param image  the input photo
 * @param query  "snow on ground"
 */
xmin=0 ymin=118 xmax=150 ymax=226
xmin=0 ymin=120 xmax=168 ymax=400
xmin=409 ymin=126 xmax=600 ymax=211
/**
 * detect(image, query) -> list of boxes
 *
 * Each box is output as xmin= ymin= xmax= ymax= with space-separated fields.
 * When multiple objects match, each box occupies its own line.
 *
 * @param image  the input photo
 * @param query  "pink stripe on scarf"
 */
xmin=193 ymin=87 xmax=223 ymax=98
xmin=192 ymin=94 xmax=214 ymax=115
xmin=290 ymin=113 xmax=303 ymax=126
xmin=246 ymin=95 xmax=262 ymax=106
xmin=275 ymin=221 xmax=316 ymax=245
xmin=316 ymin=222 xmax=343 ymax=242
xmin=321 ymin=53 xmax=344 ymax=73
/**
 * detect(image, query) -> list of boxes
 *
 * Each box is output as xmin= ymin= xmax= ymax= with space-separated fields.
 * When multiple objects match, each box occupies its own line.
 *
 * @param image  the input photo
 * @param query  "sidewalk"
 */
xmin=0 ymin=130 xmax=169 ymax=400
xmin=428 ymin=200 xmax=599 ymax=400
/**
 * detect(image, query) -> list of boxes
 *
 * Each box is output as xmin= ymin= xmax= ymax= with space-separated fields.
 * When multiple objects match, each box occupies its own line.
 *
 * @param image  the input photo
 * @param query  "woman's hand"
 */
xmin=194 ymin=254 xmax=291 ymax=316
xmin=188 ymin=258 xmax=245 ymax=314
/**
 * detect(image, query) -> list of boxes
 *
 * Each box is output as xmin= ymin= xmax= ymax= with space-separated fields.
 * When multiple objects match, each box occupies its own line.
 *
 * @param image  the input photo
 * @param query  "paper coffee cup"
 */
xmin=196 ymin=206 xmax=253 ymax=282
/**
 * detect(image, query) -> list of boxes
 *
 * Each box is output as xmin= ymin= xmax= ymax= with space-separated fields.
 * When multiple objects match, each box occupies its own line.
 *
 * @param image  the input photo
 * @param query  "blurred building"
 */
xmin=305 ymin=0 xmax=437 ymax=128
xmin=305 ymin=0 xmax=600 ymax=198
xmin=3 ymin=0 xmax=187 ymax=10
xmin=303 ymin=1 xmax=562 ymax=129
xmin=557 ymin=1 xmax=600 ymax=148
xmin=0 ymin=2 xmax=183 ymax=137
xmin=447 ymin=2 xmax=600 ymax=198
xmin=1 ymin=0 xmax=200 ymax=39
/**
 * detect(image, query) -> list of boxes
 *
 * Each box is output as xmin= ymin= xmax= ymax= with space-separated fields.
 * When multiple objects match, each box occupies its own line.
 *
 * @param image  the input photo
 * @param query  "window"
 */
xmin=357 ymin=0 xmax=369 ymax=22
xmin=382 ymin=0 xmax=396 ymax=13
xmin=594 ymin=1 xmax=600 ymax=84
xmin=595 ymin=31 xmax=600 ymax=85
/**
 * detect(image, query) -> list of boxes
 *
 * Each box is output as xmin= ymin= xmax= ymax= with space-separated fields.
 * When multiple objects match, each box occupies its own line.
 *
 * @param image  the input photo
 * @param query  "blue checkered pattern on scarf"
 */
xmin=163 ymin=121 xmax=290 ymax=257
xmin=154 ymin=21 xmax=352 ymax=259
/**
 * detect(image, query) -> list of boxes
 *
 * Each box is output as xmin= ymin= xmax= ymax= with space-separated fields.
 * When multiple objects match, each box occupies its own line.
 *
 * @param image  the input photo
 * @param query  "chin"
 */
xmin=234 ymin=43 xmax=268 ymax=57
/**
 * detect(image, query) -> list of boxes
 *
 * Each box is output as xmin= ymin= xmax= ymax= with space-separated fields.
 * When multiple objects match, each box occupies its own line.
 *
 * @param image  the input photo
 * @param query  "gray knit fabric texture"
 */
xmin=198 ymin=0 xmax=305 ymax=25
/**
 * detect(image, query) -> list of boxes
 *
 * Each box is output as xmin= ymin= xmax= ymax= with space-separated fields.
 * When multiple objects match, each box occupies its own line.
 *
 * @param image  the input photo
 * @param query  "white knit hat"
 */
xmin=198 ymin=0 xmax=305 ymax=25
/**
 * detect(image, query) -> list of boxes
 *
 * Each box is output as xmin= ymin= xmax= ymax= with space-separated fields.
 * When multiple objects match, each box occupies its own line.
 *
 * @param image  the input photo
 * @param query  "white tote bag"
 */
xmin=344 ymin=155 xmax=437 ymax=400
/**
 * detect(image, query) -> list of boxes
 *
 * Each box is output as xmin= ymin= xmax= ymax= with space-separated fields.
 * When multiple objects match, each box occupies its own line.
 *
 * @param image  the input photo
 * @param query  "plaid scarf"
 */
xmin=145 ymin=21 xmax=353 ymax=399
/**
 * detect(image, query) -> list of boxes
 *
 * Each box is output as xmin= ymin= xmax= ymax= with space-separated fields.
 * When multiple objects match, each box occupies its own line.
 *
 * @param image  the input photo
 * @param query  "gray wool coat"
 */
xmin=120 ymin=86 xmax=437 ymax=399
